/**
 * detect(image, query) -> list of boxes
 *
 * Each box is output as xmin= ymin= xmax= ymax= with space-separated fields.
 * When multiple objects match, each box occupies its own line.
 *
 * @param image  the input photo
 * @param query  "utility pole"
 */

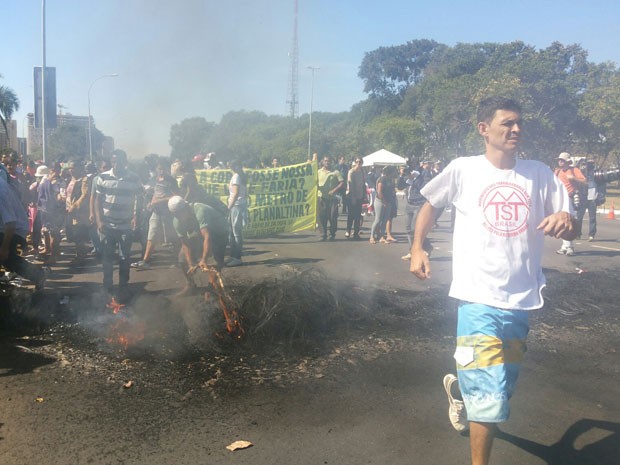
xmin=286 ymin=0 xmax=299 ymax=118
xmin=41 ymin=0 xmax=47 ymax=163
xmin=307 ymin=66 xmax=319 ymax=160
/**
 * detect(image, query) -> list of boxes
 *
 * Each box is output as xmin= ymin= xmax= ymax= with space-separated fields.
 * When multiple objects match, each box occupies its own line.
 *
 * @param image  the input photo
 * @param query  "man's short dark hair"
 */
xmin=477 ymin=97 xmax=522 ymax=124
xmin=112 ymin=149 xmax=128 ymax=161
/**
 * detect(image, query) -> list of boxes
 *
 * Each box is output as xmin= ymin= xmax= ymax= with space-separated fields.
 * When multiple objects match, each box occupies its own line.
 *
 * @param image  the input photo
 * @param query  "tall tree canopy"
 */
xmin=168 ymin=40 xmax=620 ymax=167
xmin=0 ymin=81 xmax=20 ymax=147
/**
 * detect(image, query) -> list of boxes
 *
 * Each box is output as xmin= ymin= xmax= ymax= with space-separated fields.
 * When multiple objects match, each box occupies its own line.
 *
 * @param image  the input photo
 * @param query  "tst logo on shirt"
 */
xmin=479 ymin=182 xmax=531 ymax=237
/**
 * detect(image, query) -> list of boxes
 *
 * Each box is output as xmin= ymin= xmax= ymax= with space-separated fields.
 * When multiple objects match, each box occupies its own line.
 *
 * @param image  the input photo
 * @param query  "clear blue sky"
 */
xmin=2 ymin=0 xmax=620 ymax=157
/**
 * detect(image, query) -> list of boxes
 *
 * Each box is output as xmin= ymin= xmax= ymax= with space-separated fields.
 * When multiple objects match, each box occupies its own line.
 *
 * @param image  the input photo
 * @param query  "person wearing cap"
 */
xmin=203 ymin=152 xmax=221 ymax=170
xmin=94 ymin=150 xmax=142 ymax=302
xmin=29 ymin=164 xmax=49 ymax=256
xmin=36 ymin=161 xmax=64 ymax=265
xmin=167 ymin=195 xmax=227 ymax=295
xmin=410 ymin=97 xmax=575 ymax=465
xmin=554 ymin=152 xmax=586 ymax=256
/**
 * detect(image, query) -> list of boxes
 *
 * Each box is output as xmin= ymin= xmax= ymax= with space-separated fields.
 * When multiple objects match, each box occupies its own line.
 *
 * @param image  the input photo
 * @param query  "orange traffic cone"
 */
xmin=608 ymin=202 xmax=616 ymax=220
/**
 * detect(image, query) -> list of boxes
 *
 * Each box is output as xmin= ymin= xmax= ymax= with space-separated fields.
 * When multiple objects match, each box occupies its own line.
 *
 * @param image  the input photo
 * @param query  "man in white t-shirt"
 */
xmin=410 ymin=97 xmax=576 ymax=465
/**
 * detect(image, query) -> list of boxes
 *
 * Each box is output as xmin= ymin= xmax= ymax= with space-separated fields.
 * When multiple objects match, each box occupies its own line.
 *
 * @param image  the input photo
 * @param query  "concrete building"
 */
xmin=26 ymin=112 xmax=114 ymax=158
xmin=0 ymin=119 xmax=18 ymax=153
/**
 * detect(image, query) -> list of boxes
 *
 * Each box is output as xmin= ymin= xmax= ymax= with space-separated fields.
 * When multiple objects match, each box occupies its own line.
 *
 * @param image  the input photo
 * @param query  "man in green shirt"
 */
xmin=167 ymin=195 xmax=228 ymax=295
xmin=317 ymin=156 xmax=345 ymax=241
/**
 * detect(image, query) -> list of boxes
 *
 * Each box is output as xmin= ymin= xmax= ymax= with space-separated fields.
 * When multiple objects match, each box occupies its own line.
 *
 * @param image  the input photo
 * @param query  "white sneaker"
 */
xmin=130 ymin=260 xmax=151 ymax=269
xmin=225 ymin=258 xmax=243 ymax=267
xmin=443 ymin=374 xmax=469 ymax=432
xmin=401 ymin=253 xmax=411 ymax=261
xmin=565 ymin=247 xmax=575 ymax=256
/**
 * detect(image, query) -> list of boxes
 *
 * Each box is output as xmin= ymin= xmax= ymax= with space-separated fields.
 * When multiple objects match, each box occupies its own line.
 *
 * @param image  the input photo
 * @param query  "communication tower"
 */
xmin=286 ymin=0 xmax=299 ymax=118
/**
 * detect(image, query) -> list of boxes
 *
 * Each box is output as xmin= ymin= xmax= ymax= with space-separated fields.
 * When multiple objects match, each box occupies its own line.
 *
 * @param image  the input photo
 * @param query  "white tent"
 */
xmin=362 ymin=149 xmax=407 ymax=167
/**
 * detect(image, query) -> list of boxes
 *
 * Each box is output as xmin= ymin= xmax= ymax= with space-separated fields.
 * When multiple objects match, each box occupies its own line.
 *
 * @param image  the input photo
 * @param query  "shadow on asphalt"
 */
xmin=497 ymin=419 xmax=620 ymax=465
xmin=244 ymin=257 xmax=323 ymax=267
xmin=0 ymin=339 xmax=56 ymax=377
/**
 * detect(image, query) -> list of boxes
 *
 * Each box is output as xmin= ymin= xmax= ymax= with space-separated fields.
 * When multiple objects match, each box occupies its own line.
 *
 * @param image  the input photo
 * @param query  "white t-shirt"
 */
xmin=421 ymin=155 xmax=571 ymax=310
xmin=228 ymin=173 xmax=247 ymax=206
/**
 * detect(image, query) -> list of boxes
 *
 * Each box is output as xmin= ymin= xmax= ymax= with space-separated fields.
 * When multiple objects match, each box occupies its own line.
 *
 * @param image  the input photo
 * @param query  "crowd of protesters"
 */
xmin=1 ymin=148 xmax=618 ymax=303
xmin=0 ymin=149 xmax=247 ymax=303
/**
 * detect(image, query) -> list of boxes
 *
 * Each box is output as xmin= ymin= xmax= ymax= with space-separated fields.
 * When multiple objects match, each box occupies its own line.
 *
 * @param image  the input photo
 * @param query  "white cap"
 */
xmin=168 ymin=195 xmax=188 ymax=214
xmin=35 ymin=165 xmax=50 ymax=177
xmin=557 ymin=152 xmax=571 ymax=161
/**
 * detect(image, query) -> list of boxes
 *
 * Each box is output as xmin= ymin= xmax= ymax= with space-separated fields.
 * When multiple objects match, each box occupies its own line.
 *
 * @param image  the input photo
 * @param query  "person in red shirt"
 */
xmin=554 ymin=152 xmax=586 ymax=256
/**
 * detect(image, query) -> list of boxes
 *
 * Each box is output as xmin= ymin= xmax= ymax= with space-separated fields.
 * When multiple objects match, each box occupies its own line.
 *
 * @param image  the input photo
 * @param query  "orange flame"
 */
xmin=105 ymin=297 xmax=145 ymax=349
xmin=206 ymin=269 xmax=244 ymax=339
xmin=106 ymin=297 xmax=126 ymax=314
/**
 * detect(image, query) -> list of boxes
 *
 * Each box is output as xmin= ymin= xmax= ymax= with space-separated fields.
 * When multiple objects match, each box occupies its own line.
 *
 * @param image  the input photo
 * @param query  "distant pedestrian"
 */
xmin=370 ymin=166 xmax=396 ymax=244
xmin=554 ymin=152 xmax=586 ymax=256
xmin=94 ymin=150 xmax=142 ymax=303
xmin=131 ymin=158 xmax=179 ymax=270
xmin=65 ymin=160 xmax=92 ymax=266
xmin=317 ymin=156 xmax=344 ymax=241
xmin=226 ymin=160 xmax=247 ymax=267
xmin=336 ymin=155 xmax=350 ymax=214
xmin=401 ymin=168 xmax=432 ymax=260
xmin=345 ymin=157 xmax=365 ymax=240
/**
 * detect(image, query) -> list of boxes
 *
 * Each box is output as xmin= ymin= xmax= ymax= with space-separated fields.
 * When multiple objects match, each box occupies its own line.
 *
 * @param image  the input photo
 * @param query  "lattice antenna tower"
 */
xmin=286 ymin=0 xmax=299 ymax=118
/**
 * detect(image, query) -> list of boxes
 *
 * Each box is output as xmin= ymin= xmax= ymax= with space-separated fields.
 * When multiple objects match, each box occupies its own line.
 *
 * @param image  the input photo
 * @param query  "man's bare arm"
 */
xmin=410 ymin=202 xmax=437 ymax=280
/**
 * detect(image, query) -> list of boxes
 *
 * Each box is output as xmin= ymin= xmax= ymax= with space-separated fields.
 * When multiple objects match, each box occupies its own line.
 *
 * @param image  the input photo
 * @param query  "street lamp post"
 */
xmin=88 ymin=73 xmax=118 ymax=161
xmin=41 ymin=0 xmax=47 ymax=163
xmin=306 ymin=66 xmax=320 ymax=160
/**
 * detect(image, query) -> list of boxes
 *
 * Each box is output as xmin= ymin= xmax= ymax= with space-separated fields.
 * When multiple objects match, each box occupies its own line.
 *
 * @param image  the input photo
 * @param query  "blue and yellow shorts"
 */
xmin=454 ymin=302 xmax=529 ymax=423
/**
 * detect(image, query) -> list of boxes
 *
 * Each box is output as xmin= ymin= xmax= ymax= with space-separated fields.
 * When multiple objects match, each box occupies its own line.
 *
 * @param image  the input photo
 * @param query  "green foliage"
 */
xmin=167 ymin=40 xmax=620 ymax=166
xmin=0 ymin=83 xmax=20 ymax=147
xmin=169 ymin=117 xmax=215 ymax=160
xmin=47 ymin=124 xmax=100 ymax=162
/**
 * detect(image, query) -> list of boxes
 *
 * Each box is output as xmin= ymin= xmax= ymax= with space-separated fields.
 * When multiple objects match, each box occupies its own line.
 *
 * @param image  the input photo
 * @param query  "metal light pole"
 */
xmin=307 ymin=66 xmax=320 ymax=160
xmin=41 ymin=0 xmax=47 ymax=163
xmin=88 ymin=73 xmax=118 ymax=161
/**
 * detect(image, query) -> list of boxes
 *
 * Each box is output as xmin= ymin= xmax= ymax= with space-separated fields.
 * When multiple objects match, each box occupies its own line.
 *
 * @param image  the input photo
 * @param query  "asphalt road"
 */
xmin=1 ymin=203 xmax=619 ymax=465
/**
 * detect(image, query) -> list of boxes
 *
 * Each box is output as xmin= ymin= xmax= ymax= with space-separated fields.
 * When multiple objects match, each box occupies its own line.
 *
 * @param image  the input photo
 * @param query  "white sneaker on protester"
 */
xmin=401 ymin=253 xmax=411 ymax=261
xmin=225 ymin=258 xmax=243 ymax=267
xmin=130 ymin=260 xmax=150 ymax=269
xmin=443 ymin=374 xmax=469 ymax=432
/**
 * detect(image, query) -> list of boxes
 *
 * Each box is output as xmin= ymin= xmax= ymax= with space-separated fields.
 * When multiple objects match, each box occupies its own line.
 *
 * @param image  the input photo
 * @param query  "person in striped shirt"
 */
xmin=94 ymin=150 xmax=142 ymax=303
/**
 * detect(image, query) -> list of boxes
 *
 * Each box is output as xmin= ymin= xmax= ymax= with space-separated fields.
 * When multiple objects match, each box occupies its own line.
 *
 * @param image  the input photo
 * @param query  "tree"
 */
xmin=47 ymin=124 xmax=99 ymax=162
xmin=0 ymin=83 xmax=20 ymax=148
xmin=169 ymin=117 xmax=215 ymax=160
xmin=358 ymin=39 xmax=444 ymax=102
xmin=580 ymin=71 xmax=620 ymax=161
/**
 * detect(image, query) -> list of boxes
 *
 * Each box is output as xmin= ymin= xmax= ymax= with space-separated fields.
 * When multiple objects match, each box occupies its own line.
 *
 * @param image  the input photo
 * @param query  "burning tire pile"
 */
xmin=1 ymin=269 xmax=453 ymax=393
xmin=1 ymin=268 xmax=619 ymax=395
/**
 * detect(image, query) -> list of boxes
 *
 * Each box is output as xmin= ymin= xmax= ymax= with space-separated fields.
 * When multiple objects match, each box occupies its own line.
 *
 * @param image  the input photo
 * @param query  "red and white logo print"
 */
xmin=479 ymin=182 xmax=531 ymax=237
